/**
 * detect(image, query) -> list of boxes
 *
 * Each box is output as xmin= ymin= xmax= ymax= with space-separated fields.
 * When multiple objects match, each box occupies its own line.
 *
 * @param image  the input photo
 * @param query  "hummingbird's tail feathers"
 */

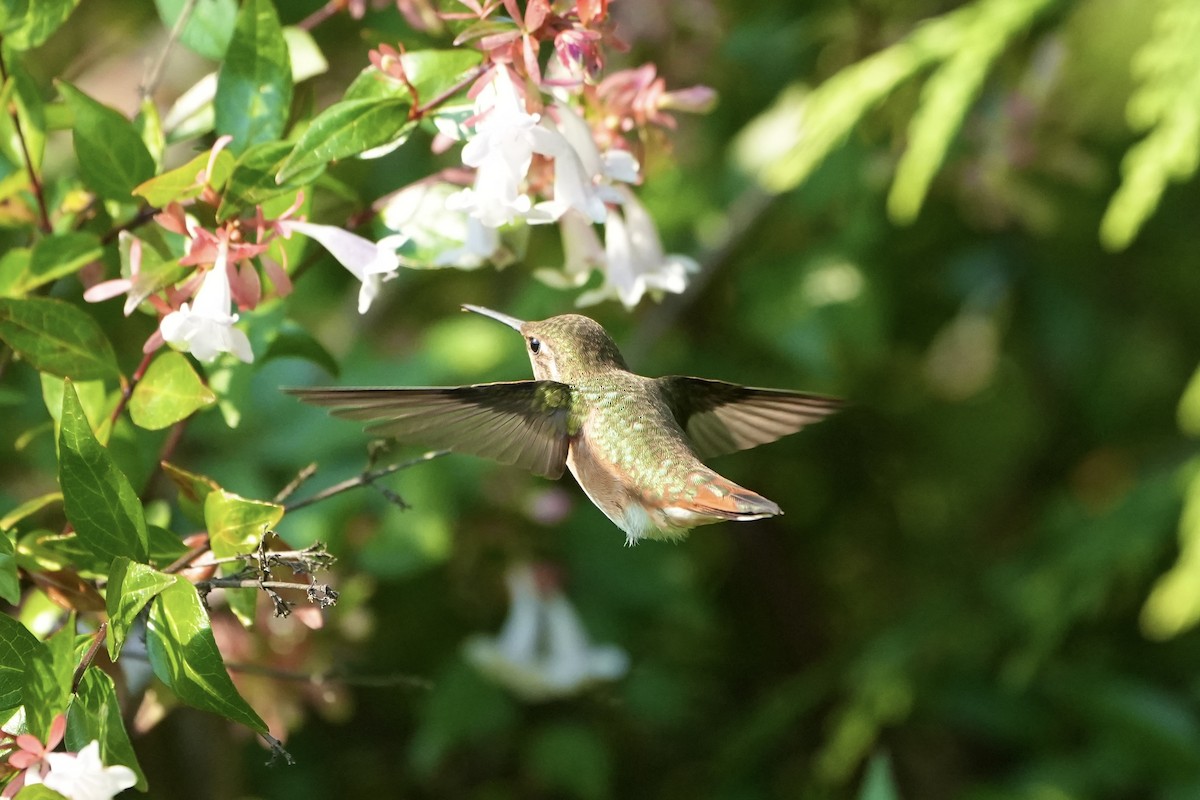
xmin=682 ymin=478 xmax=783 ymax=522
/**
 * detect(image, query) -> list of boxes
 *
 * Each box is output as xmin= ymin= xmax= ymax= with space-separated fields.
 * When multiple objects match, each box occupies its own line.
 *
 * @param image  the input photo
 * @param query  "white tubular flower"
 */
xmin=380 ymin=182 xmax=501 ymax=268
xmin=42 ymin=742 xmax=137 ymax=800
xmin=577 ymin=186 xmax=698 ymax=309
xmin=535 ymin=210 xmax=605 ymax=289
xmin=159 ymin=243 xmax=254 ymax=363
xmin=464 ymin=564 xmax=628 ymax=702
xmin=281 ymin=220 xmax=407 ymax=314
xmin=447 ymin=70 xmax=578 ymax=228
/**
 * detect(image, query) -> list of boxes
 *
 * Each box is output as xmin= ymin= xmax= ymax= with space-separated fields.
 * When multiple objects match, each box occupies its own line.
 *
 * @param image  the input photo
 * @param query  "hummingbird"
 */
xmin=289 ymin=306 xmax=842 ymax=544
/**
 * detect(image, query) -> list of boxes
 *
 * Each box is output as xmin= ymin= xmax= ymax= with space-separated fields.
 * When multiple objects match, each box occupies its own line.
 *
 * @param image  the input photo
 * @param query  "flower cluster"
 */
xmin=1 ymin=716 xmax=136 ymax=800
xmin=376 ymin=0 xmax=715 ymax=308
xmin=84 ymin=137 xmax=407 ymax=365
xmin=464 ymin=562 xmax=627 ymax=701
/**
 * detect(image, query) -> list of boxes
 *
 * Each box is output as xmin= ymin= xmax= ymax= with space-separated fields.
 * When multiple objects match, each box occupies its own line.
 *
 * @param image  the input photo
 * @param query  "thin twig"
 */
xmin=110 ymin=350 xmax=156 ymax=428
xmin=274 ymin=462 xmax=318 ymax=504
xmin=284 ymin=450 xmax=449 ymax=512
xmin=140 ymin=0 xmax=198 ymax=101
xmin=297 ymin=0 xmax=344 ymax=31
xmin=412 ymin=64 xmax=488 ymax=119
xmin=224 ymin=661 xmax=433 ymax=691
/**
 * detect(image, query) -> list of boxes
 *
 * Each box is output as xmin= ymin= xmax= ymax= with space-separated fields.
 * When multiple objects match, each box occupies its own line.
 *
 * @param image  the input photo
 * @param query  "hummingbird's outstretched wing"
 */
xmin=288 ymin=381 xmax=575 ymax=479
xmin=656 ymin=377 xmax=842 ymax=459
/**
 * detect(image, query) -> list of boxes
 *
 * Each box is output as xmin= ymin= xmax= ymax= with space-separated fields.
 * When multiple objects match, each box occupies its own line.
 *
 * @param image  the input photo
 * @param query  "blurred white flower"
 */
xmin=577 ymin=186 xmax=698 ymax=309
xmin=280 ymin=220 xmax=407 ymax=313
xmin=464 ymin=563 xmax=628 ymax=702
xmin=535 ymin=210 xmax=605 ymax=289
xmin=42 ymin=742 xmax=137 ymax=800
xmin=159 ymin=243 xmax=254 ymax=363
xmin=380 ymin=181 xmax=501 ymax=268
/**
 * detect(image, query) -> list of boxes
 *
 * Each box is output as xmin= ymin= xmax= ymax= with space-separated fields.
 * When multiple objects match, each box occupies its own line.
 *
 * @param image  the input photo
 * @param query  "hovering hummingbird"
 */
xmin=289 ymin=306 xmax=842 ymax=544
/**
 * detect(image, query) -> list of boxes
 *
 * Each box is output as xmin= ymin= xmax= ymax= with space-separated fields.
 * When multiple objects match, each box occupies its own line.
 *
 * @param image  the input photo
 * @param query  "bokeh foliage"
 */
xmin=2 ymin=0 xmax=1200 ymax=798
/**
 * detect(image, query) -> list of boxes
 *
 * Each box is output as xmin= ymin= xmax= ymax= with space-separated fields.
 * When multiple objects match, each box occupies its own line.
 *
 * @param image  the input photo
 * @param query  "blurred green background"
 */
xmin=15 ymin=0 xmax=1200 ymax=797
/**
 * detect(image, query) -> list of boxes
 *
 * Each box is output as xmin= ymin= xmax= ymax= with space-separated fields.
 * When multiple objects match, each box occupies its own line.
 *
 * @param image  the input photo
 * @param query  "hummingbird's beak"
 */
xmin=462 ymin=304 xmax=526 ymax=332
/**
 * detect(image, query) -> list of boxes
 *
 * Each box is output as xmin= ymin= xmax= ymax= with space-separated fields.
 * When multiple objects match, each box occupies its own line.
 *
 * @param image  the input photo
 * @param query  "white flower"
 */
xmin=159 ymin=243 xmax=254 ymax=363
xmin=280 ymin=220 xmax=407 ymax=313
xmin=42 ymin=741 xmax=137 ymax=800
xmin=464 ymin=564 xmax=628 ymax=702
xmin=577 ymin=186 xmax=698 ymax=309
xmin=447 ymin=70 xmax=579 ymax=228
xmin=535 ymin=210 xmax=605 ymax=289
xmin=380 ymin=182 xmax=500 ymax=269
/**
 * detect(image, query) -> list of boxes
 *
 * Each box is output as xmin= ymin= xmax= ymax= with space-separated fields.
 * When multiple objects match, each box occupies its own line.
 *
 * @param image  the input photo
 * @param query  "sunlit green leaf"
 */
xmin=129 ymin=351 xmax=216 ymax=431
xmin=215 ymin=0 xmax=292 ymax=154
xmin=66 ymin=669 xmax=148 ymax=791
xmin=106 ymin=557 xmax=174 ymax=660
xmin=217 ymin=141 xmax=313 ymax=221
xmin=275 ymin=98 xmax=412 ymax=183
xmin=0 ymin=297 xmax=118 ymax=380
xmin=5 ymin=57 xmax=45 ymax=170
xmin=204 ymin=489 xmax=283 ymax=561
xmin=133 ymin=148 xmax=235 ymax=207
xmin=162 ymin=461 xmax=221 ymax=526
xmin=4 ymin=0 xmax=79 ymax=50
xmin=0 ymin=233 xmax=105 ymax=297
xmin=146 ymin=576 xmax=268 ymax=733
xmin=58 ymin=82 xmax=155 ymax=202
xmin=154 ymin=0 xmax=236 ymax=60
xmin=58 ymin=380 xmax=149 ymax=563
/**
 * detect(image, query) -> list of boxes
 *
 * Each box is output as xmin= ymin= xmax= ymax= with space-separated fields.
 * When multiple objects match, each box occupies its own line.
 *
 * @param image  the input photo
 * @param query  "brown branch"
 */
xmin=140 ymin=0 xmax=198 ymax=101
xmin=109 ymin=350 xmax=156 ymax=427
xmin=283 ymin=449 xmax=449 ymax=512
xmin=71 ymin=623 xmax=108 ymax=694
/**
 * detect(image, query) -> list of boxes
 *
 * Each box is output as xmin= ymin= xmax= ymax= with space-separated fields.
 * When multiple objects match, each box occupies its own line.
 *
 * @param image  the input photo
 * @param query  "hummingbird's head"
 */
xmin=463 ymin=305 xmax=629 ymax=382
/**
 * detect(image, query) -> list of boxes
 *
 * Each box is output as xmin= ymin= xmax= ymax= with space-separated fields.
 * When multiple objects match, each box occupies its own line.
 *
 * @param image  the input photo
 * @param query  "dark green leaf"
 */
xmin=58 ymin=380 xmax=149 ymax=563
xmin=129 ymin=351 xmax=216 ymax=430
xmin=106 ymin=557 xmax=174 ymax=660
xmin=147 ymin=524 xmax=191 ymax=566
xmin=146 ymin=576 xmax=268 ymax=733
xmin=0 ymin=491 xmax=61 ymax=531
xmin=275 ymin=98 xmax=412 ymax=183
xmin=0 ymin=531 xmax=18 ymax=604
xmin=0 ymin=297 xmax=118 ymax=380
xmin=4 ymin=0 xmax=79 ymax=49
xmin=0 ymin=608 xmax=42 ymax=714
xmin=262 ymin=322 xmax=340 ymax=376
xmin=204 ymin=489 xmax=283 ymax=561
xmin=154 ymin=0 xmax=236 ymax=60
xmin=524 ymin=723 xmax=612 ymax=800
xmin=217 ymin=140 xmax=315 ymax=221
xmin=0 ymin=0 xmax=30 ymax=36
xmin=58 ymin=82 xmax=155 ymax=202
xmin=133 ymin=148 xmax=235 ymax=207
xmin=66 ymin=669 xmax=147 ymax=791
xmin=214 ymin=0 xmax=292 ymax=154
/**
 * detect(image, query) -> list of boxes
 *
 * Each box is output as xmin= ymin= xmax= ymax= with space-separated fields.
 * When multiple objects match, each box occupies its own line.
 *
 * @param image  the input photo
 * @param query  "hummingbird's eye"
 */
xmin=528 ymin=337 xmax=541 ymax=354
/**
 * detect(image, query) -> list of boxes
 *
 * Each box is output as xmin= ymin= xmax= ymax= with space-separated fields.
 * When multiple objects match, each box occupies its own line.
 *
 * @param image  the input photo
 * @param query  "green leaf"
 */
xmin=275 ymin=98 xmax=412 ymax=183
xmin=58 ymin=380 xmax=149 ymax=563
xmin=5 ymin=58 xmax=45 ymax=171
xmin=14 ymin=785 xmax=68 ymax=799
xmin=1180 ymin=362 xmax=1200 ymax=436
xmin=129 ymin=351 xmax=216 ymax=430
xmin=23 ymin=616 xmax=75 ymax=739
xmin=262 ymin=321 xmax=340 ymax=376
xmin=214 ymin=0 xmax=292 ymax=154
xmin=0 ymin=612 xmax=43 ymax=715
xmin=133 ymin=148 xmax=235 ymax=207
xmin=399 ymin=49 xmax=483 ymax=103
xmin=155 ymin=0 xmax=237 ymax=60
xmin=0 ymin=0 xmax=30 ymax=36
xmin=66 ymin=669 xmax=147 ymax=791
xmin=106 ymin=557 xmax=174 ymax=660
xmin=216 ymin=140 xmax=312 ymax=221
xmin=204 ymin=489 xmax=283 ymax=561
xmin=0 ymin=233 xmax=105 ymax=297
xmin=4 ymin=0 xmax=79 ymax=50
xmin=0 ymin=297 xmax=118 ymax=380
xmin=0 ymin=531 xmax=18 ymax=604
xmin=146 ymin=576 xmax=268 ymax=733
xmin=58 ymin=82 xmax=155 ymax=202
xmin=147 ymin=524 xmax=191 ymax=567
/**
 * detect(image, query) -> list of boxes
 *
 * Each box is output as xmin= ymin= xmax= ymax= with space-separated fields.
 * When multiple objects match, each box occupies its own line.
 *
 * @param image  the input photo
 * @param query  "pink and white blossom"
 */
xmin=279 ymin=220 xmax=407 ymax=313
xmin=159 ymin=243 xmax=254 ymax=363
